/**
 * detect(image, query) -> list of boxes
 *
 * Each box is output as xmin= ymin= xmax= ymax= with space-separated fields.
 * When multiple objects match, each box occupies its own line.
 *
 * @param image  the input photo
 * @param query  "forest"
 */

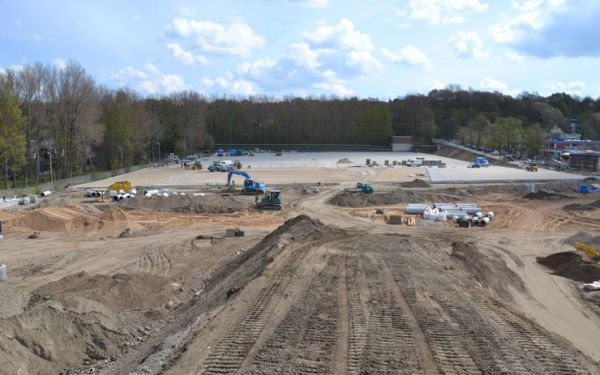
xmin=1 ymin=60 xmax=600 ymax=188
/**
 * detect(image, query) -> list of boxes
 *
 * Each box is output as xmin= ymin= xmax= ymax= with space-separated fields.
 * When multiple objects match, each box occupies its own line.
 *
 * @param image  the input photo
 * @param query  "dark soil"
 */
xmin=523 ymin=190 xmax=568 ymax=200
xmin=400 ymin=179 xmax=431 ymax=188
xmin=537 ymin=252 xmax=600 ymax=283
xmin=563 ymin=199 xmax=600 ymax=211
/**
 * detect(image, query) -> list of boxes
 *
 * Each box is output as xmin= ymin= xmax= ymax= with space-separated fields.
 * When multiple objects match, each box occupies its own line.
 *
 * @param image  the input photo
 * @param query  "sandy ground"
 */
xmin=76 ymin=165 xmax=429 ymax=189
xmin=0 ymin=161 xmax=599 ymax=374
xmin=74 ymin=151 xmax=585 ymax=190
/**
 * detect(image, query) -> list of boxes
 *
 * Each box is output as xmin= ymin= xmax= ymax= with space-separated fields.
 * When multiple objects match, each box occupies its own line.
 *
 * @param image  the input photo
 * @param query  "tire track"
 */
xmin=358 ymin=257 xmax=423 ymax=374
xmin=246 ymin=255 xmax=341 ymax=374
xmin=200 ymin=241 xmax=313 ymax=375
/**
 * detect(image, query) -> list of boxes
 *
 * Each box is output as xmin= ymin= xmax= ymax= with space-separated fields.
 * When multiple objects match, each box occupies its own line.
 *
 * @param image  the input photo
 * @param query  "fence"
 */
xmin=0 ymin=163 xmax=153 ymax=198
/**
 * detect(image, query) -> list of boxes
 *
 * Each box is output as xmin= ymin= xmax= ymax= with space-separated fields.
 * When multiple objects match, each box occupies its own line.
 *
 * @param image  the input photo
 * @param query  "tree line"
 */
xmin=1 ymin=60 xmax=600 ymax=188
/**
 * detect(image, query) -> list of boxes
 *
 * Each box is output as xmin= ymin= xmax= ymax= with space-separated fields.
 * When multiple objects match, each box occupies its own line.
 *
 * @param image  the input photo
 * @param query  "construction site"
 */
xmin=1 ymin=150 xmax=600 ymax=375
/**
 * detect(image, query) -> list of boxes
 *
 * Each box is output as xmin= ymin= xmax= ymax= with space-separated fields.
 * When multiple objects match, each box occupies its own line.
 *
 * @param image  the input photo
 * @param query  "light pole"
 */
xmin=117 ymin=146 xmax=123 ymax=170
xmin=157 ymin=142 xmax=161 ymax=163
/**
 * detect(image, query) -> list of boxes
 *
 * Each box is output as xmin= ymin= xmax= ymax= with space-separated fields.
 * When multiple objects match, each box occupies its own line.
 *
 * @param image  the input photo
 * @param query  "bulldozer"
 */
xmin=254 ymin=189 xmax=282 ymax=210
xmin=526 ymin=162 xmax=538 ymax=172
xmin=191 ymin=160 xmax=203 ymax=170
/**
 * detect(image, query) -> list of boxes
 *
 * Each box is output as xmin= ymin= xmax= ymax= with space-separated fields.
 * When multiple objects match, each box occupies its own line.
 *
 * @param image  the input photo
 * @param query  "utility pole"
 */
xmin=48 ymin=151 xmax=53 ymax=187
xmin=157 ymin=142 xmax=161 ymax=163
xmin=117 ymin=146 xmax=123 ymax=170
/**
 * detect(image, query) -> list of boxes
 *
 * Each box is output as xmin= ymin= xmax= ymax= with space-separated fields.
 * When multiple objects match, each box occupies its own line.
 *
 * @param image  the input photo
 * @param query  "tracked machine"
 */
xmin=254 ymin=189 xmax=282 ymax=210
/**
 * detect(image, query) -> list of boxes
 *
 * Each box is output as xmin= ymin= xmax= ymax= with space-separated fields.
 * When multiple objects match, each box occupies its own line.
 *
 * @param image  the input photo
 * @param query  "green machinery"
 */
xmin=345 ymin=182 xmax=374 ymax=194
xmin=208 ymin=161 xmax=228 ymax=172
xmin=255 ymin=189 xmax=283 ymax=210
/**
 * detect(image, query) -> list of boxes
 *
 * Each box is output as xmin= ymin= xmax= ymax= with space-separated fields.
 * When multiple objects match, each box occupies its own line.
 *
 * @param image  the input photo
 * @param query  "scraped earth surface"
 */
xmin=1 ymin=182 xmax=600 ymax=374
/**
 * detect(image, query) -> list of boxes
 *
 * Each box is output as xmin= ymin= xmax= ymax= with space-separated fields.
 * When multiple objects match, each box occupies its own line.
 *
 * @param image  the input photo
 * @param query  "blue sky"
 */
xmin=1 ymin=0 xmax=600 ymax=99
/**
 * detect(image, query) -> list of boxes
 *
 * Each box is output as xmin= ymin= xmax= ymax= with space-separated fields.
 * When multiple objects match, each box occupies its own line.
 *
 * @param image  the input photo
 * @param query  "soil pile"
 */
xmin=563 ymin=199 xmax=600 ymax=211
xmin=329 ymin=188 xmax=453 ymax=207
xmin=400 ymin=178 xmax=431 ymax=188
xmin=9 ymin=207 xmax=96 ymax=232
xmin=100 ymin=206 xmax=128 ymax=221
xmin=537 ymin=252 xmax=600 ymax=282
xmin=451 ymin=241 xmax=525 ymax=299
xmin=34 ymin=271 xmax=174 ymax=312
xmin=337 ymin=158 xmax=353 ymax=164
xmin=120 ymin=194 xmax=248 ymax=213
xmin=523 ymin=190 xmax=568 ymax=200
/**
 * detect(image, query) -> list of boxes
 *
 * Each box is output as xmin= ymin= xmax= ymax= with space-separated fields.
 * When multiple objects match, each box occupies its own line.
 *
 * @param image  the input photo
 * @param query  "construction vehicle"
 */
xmin=345 ymin=182 xmax=374 ymax=194
xmin=227 ymin=169 xmax=266 ymax=194
xmin=110 ymin=181 xmax=132 ymax=191
xmin=255 ymin=189 xmax=282 ymax=210
xmin=191 ymin=160 xmax=203 ymax=170
xmin=470 ymin=157 xmax=490 ymax=168
xmin=232 ymin=160 xmax=242 ymax=169
xmin=208 ymin=161 xmax=228 ymax=172
xmin=575 ymin=241 xmax=600 ymax=258
xmin=526 ymin=162 xmax=538 ymax=172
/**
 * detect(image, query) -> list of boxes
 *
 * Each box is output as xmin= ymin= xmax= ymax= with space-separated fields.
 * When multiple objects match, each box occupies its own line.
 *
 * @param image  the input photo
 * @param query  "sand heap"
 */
xmin=9 ymin=207 xmax=97 ymax=232
xmin=120 ymin=194 xmax=249 ymax=214
xmin=337 ymin=158 xmax=353 ymax=164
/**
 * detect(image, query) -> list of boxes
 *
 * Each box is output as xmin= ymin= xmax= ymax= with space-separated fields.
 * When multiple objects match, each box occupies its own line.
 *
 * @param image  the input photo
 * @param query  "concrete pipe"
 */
xmin=486 ymin=211 xmax=495 ymax=220
xmin=480 ymin=217 xmax=491 ymax=226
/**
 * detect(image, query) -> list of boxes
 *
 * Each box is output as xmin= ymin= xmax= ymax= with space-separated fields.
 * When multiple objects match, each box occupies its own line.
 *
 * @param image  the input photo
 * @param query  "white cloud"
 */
xmin=165 ymin=18 xmax=264 ymax=57
xmin=166 ymin=43 xmax=209 ymax=65
xmin=304 ymin=18 xmax=375 ymax=52
xmin=490 ymin=0 xmax=600 ymax=57
xmin=405 ymin=0 xmax=488 ymax=25
xmin=427 ymin=80 xmax=447 ymax=90
xmin=288 ymin=0 xmax=329 ymax=7
xmin=542 ymin=80 xmax=586 ymax=97
xmin=109 ymin=63 xmax=185 ymax=95
xmin=201 ymin=19 xmax=379 ymax=97
xmin=481 ymin=77 xmax=508 ymax=92
xmin=381 ymin=45 xmax=432 ymax=70
xmin=52 ymin=58 xmax=66 ymax=70
xmin=449 ymin=31 xmax=487 ymax=59
xmin=312 ymin=82 xmax=354 ymax=97
xmin=201 ymin=75 xmax=256 ymax=96
xmin=505 ymin=51 xmax=524 ymax=62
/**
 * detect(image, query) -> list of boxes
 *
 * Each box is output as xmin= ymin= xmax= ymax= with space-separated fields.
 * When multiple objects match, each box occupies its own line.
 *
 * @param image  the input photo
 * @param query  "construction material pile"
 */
xmin=405 ymin=202 xmax=494 ymax=228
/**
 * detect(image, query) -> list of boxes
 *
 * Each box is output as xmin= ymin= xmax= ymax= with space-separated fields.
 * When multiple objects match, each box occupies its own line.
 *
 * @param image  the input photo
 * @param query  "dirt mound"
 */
xmin=523 ymin=190 xmax=568 ymax=200
xmin=563 ymin=199 xmax=600 ymax=211
xmin=120 ymin=194 xmax=248 ymax=213
xmin=451 ymin=242 xmax=525 ymax=299
xmin=9 ymin=207 xmax=97 ymax=232
xmin=329 ymin=188 xmax=453 ymax=207
xmin=0 ymin=270 xmax=185 ymax=374
xmin=100 ymin=206 xmax=128 ymax=221
xmin=537 ymin=252 xmax=600 ymax=283
xmin=337 ymin=158 xmax=353 ymax=164
xmin=400 ymin=178 xmax=431 ymax=188
xmin=33 ymin=271 xmax=174 ymax=312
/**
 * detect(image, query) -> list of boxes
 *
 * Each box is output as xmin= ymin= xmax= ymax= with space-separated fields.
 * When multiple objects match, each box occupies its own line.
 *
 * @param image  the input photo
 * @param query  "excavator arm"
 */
xmin=227 ymin=169 xmax=252 ymax=186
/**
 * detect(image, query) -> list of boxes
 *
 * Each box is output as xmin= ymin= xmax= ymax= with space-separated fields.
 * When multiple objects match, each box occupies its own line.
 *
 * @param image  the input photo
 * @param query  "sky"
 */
xmin=1 ymin=0 xmax=600 ymax=99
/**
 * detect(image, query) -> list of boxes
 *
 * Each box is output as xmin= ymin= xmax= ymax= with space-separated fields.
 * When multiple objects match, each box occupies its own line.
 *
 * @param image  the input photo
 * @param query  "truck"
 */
xmin=470 ymin=157 xmax=490 ymax=168
xmin=344 ymin=182 xmax=374 ymax=194
xmin=208 ymin=161 xmax=228 ymax=172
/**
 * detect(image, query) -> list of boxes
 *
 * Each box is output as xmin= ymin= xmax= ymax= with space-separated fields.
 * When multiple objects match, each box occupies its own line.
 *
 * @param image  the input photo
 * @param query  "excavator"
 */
xmin=227 ymin=169 xmax=266 ymax=194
